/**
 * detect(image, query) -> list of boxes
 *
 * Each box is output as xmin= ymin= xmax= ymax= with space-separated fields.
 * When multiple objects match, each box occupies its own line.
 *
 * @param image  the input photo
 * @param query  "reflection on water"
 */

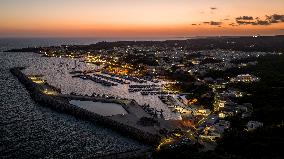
xmin=70 ymin=100 xmax=128 ymax=116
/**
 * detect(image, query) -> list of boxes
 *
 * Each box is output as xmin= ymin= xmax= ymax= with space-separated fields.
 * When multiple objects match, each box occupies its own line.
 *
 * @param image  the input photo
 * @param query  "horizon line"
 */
xmin=1 ymin=34 xmax=284 ymax=39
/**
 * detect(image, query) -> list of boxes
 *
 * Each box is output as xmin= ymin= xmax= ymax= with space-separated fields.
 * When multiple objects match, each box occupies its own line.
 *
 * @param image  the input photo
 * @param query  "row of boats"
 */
xmin=129 ymin=88 xmax=161 ymax=92
xmin=94 ymin=73 xmax=129 ymax=84
xmin=129 ymin=84 xmax=159 ymax=88
xmin=102 ymin=71 xmax=148 ymax=83
xmin=141 ymin=91 xmax=179 ymax=96
xmin=72 ymin=74 xmax=118 ymax=87
xmin=128 ymin=84 xmax=161 ymax=93
xmin=71 ymin=72 xmax=159 ymax=88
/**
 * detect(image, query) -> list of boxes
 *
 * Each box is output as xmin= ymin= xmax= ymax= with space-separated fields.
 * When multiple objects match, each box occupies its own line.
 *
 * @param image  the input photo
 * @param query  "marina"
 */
xmin=10 ymin=67 xmax=169 ymax=145
xmin=15 ymin=54 xmax=181 ymax=120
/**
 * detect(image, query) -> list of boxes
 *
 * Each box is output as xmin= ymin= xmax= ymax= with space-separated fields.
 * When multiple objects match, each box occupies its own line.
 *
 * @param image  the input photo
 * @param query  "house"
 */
xmin=246 ymin=121 xmax=263 ymax=131
xmin=193 ymin=108 xmax=211 ymax=116
xmin=218 ymin=112 xmax=226 ymax=118
xmin=230 ymin=74 xmax=260 ymax=83
xmin=199 ymin=133 xmax=221 ymax=141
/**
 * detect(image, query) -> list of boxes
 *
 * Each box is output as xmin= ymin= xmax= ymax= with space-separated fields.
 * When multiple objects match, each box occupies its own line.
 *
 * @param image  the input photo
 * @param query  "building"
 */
xmin=230 ymin=74 xmax=260 ymax=83
xmin=246 ymin=121 xmax=263 ymax=131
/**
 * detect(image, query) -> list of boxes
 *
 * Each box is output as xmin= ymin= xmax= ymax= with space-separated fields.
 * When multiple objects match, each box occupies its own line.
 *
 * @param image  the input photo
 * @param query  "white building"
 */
xmin=230 ymin=74 xmax=260 ymax=83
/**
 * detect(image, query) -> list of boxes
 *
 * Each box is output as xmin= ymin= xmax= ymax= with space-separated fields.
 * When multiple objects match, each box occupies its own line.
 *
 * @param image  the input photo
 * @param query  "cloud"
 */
xmin=229 ymin=23 xmax=238 ymax=27
xmin=235 ymin=14 xmax=284 ymax=26
xmin=235 ymin=16 xmax=255 ymax=25
xmin=203 ymin=21 xmax=222 ymax=26
xmin=252 ymin=20 xmax=270 ymax=25
xmin=210 ymin=21 xmax=222 ymax=25
xmin=236 ymin=19 xmax=270 ymax=25
xmin=209 ymin=7 xmax=217 ymax=14
xmin=236 ymin=16 xmax=254 ymax=20
xmin=197 ymin=13 xmax=284 ymax=27
xmin=236 ymin=21 xmax=254 ymax=25
xmin=266 ymin=14 xmax=284 ymax=23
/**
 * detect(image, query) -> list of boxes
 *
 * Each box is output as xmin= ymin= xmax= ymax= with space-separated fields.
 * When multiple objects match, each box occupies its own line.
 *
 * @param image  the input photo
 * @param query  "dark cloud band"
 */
xmin=235 ymin=14 xmax=284 ymax=26
xmin=203 ymin=21 xmax=222 ymax=25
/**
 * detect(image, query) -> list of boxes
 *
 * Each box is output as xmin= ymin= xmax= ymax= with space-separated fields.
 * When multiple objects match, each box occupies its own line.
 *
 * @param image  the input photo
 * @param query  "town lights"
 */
xmin=43 ymin=89 xmax=57 ymax=96
xmin=156 ymin=137 xmax=174 ymax=151
xmin=28 ymin=76 xmax=45 ymax=84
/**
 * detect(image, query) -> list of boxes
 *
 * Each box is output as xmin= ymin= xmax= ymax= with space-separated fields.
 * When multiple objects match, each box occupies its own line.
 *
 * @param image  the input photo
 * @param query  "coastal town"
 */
xmin=8 ymin=39 xmax=282 ymax=153
xmin=2 ymin=0 xmax=284 ymax=158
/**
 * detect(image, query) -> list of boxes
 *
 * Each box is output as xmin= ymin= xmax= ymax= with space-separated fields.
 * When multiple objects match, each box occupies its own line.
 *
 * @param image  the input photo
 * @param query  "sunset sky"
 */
xmin=1 ymin=0 xmax=284 ymax=37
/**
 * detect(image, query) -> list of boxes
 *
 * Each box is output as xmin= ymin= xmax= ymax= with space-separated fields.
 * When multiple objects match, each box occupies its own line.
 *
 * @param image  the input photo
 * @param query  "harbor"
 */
xmin=10 ymin=67 xmax=176 ymax=146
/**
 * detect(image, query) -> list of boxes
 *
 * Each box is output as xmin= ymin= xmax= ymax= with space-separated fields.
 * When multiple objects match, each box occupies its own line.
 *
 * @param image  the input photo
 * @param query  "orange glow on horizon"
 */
xmin=1 ymin=0 xmax=284 ymax=37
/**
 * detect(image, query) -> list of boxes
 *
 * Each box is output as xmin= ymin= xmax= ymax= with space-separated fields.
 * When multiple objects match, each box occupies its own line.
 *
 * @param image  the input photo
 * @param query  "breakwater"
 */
xmin=10 ymin=67 xmax=162 ymax=146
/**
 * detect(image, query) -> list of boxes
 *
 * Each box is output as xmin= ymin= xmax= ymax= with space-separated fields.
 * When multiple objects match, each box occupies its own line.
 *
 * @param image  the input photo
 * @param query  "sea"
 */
xmin=0 ymin=37 xmax=180 ymax=158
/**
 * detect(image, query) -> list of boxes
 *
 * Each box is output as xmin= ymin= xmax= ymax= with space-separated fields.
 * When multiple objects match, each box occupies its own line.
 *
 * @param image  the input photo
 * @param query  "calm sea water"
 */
xmin=0 ymin=37 xmax=185 ymax=51
xmin=0 ymin=38 xmax=158 ymax=158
